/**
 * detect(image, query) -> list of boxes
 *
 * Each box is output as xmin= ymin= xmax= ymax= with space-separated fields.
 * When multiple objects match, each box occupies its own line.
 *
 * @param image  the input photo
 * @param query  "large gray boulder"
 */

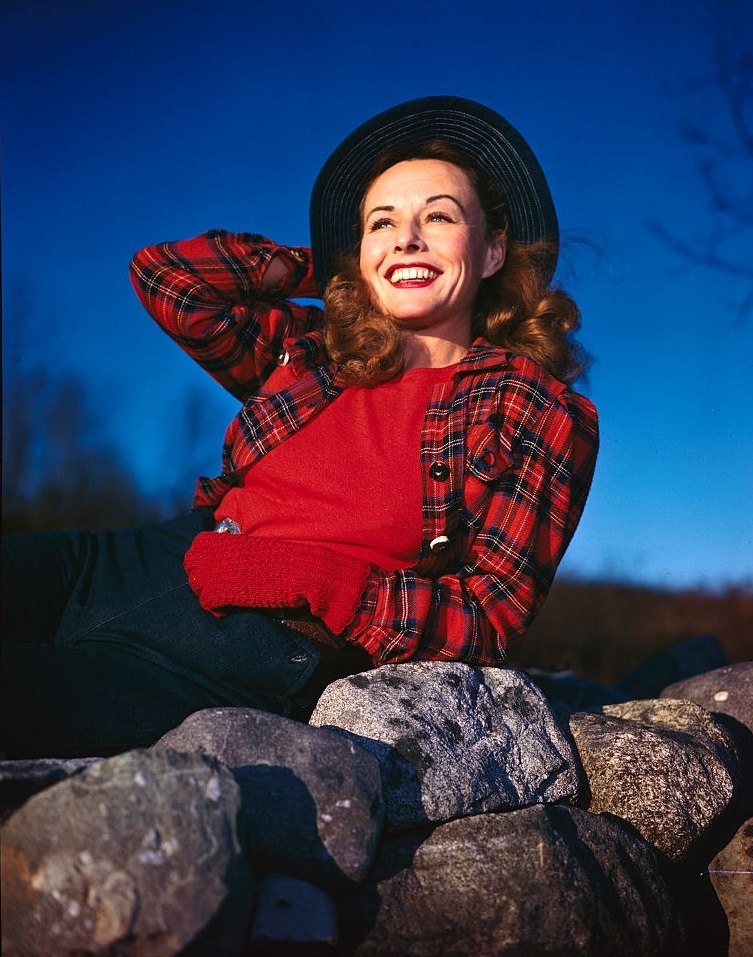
xmin=0 ymin=749 xmax=253 ymax=957
xmin=339 ymin=804 xmax=683 ymax=956
xmin=153 ymin=707 xmax=384 ymax=893
xmin=569 ymin=699 xmax=741 ymax=862
xmin=310 ymin=663 xmax=582 ymax=830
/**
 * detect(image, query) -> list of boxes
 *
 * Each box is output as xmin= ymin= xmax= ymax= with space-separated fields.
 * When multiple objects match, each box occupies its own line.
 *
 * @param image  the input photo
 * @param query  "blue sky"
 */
xmin=2 ymin=0 xmax=752 ymax=589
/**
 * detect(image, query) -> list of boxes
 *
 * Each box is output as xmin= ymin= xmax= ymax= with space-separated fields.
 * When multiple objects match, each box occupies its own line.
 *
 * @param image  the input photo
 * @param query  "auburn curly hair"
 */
xmin=323 ymin=141 xmax=588 ymax=386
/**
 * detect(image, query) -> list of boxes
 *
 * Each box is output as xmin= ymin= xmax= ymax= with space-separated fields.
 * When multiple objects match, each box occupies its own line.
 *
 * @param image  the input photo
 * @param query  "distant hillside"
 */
xmin=508 ymin=577 xmax=753 ymax=685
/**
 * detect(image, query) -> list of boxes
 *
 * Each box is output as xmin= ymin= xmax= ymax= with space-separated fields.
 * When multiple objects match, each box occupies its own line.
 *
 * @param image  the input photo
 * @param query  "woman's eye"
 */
xmin=426 ymin=211 xmax=453 ymax=223
xmin=368 ymin=218 xmax=393 ymax=231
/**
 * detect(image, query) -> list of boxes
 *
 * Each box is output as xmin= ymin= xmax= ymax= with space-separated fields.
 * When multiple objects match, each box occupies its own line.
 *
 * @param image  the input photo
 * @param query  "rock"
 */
xmin=606 ymin=698 xmax=751 ymax=857
xmin=339 ymin=804 xmax=683 ymax=956
xmin=661 ymin=662 xmax=753 ymax=734
xmin=310 ymin=663 xmax=582 ymax=830
xmin=525 ymin=667 xmax=630 ymax=712
xmin=0 ymin=749 xmax=253 ymax=957
xmin=569 ymin=699 xmax=740 ymax=862
xmin=705 ymin=816 xmax=753 ymax=957
xmin=250 ymin=873 xmax=338 ymax=952
xmin=153 ymin=707 xmax=384 ymax=893
xmin=602 ymin=698 xmax=741 ymax=767
xmin=662 ymin=663 xmax=753 ymax=838
xmin=662 ymin=662 xmax=753 ymax=811
xmin=0 ymin=757 xmax=102 ymax=823
xmin=618 ymin=633 xmax=727 ymax=699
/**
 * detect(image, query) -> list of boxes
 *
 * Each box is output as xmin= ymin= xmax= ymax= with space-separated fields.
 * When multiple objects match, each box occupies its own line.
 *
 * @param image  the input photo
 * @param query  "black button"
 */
xmin=429 ymin=462 xmax=450 ymax=481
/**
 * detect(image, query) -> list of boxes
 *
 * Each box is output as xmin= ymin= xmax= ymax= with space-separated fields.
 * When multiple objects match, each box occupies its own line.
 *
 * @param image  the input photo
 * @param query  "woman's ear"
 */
xmin=482 ymin=233 xmax=507 ymax=279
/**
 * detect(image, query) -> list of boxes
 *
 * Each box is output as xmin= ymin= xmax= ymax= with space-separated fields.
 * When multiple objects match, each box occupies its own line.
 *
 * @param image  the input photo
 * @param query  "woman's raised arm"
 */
xmin=130 ymin=229 xmax=322 ymax=400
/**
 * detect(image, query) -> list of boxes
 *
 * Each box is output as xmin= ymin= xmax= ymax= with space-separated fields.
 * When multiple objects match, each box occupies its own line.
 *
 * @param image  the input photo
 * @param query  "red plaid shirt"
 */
xmin=130 ymin=230 xmax=598 ymax=667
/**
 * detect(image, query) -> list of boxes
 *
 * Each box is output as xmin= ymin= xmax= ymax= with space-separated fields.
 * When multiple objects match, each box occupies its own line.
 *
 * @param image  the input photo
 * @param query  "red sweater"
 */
xmin=214 ymin=363 xmax=458 ymax=572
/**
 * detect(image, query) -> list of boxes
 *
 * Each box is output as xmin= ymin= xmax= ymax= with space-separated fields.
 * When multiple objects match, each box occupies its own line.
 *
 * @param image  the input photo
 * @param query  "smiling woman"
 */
xmin=1 ymin=96 xmax=599 ymax=758
xmin=323 ymin=137 xmax=585 ymax=386
xmin=358 ymin=157 xmax=505 ymax=366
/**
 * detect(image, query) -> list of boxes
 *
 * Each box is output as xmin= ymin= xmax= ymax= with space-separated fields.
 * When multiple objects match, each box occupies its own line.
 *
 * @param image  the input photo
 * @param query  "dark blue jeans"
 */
xmin=1 ymin=510 xmax=333 ymax=758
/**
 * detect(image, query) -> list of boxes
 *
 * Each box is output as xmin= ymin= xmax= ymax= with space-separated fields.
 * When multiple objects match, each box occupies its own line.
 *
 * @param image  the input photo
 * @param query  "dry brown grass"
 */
xmin=508 ymin=578 xmax=753 ymax=685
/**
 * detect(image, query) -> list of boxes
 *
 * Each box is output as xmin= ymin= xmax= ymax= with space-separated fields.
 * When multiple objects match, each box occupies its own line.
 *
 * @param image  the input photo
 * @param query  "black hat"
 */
xmin=310 ymin=95 xmax=559 ymax=289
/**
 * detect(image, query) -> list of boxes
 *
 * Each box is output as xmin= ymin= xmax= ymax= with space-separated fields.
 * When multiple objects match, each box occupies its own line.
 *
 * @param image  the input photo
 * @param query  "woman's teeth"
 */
xmin=389 ymin=267 xmax=438 ymax=284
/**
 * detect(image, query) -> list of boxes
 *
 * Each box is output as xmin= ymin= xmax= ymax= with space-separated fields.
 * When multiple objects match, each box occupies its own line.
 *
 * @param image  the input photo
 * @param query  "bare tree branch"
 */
xmin=649 ymin=221 xmax=753 ymax=281
xmin=650 ymin=35 xmax=753 ymax=315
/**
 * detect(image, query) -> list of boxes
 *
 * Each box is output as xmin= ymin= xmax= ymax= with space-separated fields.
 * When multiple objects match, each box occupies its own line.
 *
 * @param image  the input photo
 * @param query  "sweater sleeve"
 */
xmin=129 ymin=230 xmax=323 ymax=401
xmin=343 ymin=389 xmax=599 ymax=667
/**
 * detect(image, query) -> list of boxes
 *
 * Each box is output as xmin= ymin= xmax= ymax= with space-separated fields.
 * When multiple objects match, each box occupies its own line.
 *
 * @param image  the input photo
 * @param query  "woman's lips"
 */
xmin=386 ymin=264 xmax=441 ymax=285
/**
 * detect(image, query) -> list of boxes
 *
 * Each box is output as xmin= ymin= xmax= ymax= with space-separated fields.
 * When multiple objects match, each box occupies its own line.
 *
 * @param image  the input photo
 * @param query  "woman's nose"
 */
xmin=394 ymin=221 xmax=425 ymax=252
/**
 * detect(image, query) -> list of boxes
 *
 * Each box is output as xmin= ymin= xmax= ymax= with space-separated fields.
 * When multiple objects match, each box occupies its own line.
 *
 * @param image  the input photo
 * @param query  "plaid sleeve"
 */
xmin=345 ymin=389 xmax=598 ymax=666
xmin=129 ymin=230 xmax=322 ymax=401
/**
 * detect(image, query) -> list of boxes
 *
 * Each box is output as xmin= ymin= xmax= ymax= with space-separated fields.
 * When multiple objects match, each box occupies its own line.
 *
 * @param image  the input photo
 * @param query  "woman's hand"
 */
xmin=183 ymin=532 xmax=371 ymax=635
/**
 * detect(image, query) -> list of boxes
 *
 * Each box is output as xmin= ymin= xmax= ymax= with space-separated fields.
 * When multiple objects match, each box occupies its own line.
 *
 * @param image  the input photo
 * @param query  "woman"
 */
xmin=1 ymin=97 xmax=598 ymax=758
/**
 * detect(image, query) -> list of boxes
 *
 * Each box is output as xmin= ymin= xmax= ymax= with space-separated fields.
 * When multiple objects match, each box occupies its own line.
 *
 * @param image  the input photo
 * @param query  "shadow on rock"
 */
xmin=237 ymin=764 xmax=369 ymax=897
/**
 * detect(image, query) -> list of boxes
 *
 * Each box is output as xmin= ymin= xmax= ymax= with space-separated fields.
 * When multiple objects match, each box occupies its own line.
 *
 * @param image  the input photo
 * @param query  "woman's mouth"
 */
xmin=387 ymin=265 xmax=441 ymax=286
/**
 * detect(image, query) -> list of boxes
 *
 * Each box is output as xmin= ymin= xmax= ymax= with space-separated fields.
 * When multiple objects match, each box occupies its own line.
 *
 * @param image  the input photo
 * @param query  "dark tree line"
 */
xmin=2 ymin=370 xmax=172 ymax=533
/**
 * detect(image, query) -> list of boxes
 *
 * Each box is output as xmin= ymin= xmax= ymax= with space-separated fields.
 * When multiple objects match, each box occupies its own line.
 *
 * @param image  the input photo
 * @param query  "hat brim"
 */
xmin=309 ymin=95 xmax=558 ymax=290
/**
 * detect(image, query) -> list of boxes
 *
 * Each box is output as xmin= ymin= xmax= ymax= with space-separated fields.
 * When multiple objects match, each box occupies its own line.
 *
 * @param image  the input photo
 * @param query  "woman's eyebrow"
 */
xmin=365 ymin=194 xmax=467 ymax=221
xmin=426 ymin=194 xmax=467 ymax=215
xmin=364 ymin=204 xmax=395 ymax=220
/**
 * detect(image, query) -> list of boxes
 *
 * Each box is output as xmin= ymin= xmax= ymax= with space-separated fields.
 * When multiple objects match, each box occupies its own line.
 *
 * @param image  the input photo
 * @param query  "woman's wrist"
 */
xmin=262 ymin=252 xmax=291 ymax=290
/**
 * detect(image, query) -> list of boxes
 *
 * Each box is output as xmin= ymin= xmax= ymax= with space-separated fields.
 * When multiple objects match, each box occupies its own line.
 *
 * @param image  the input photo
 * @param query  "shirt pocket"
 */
xmin=463 ymin=423 xmax=515 ymax=521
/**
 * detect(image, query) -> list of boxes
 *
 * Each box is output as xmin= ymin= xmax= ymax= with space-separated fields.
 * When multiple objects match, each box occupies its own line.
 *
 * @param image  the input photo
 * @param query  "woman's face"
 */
xmin=359 ymin=159 xmax=505 ymax=336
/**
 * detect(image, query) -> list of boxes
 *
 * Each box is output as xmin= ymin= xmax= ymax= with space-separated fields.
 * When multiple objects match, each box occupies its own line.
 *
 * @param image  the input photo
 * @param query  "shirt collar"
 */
xmin=453 ymin=338 xmax=513 ymax=376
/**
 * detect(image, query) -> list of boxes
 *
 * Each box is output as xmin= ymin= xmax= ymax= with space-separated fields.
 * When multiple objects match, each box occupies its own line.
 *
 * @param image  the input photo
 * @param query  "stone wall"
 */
xmin=1 ymin=657 xmax=751 ymax=956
